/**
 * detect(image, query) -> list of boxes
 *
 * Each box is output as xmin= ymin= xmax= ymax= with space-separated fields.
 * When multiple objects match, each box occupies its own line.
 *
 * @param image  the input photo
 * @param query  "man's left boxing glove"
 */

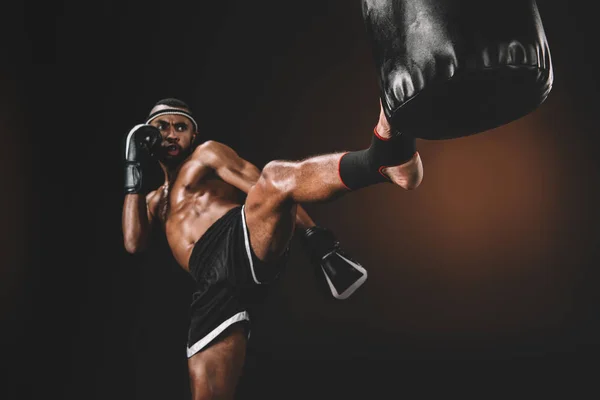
xmin=123 ymin=124 xmax=162 ymax=194
xmin=302 ymin=226 xmax=368 ymax=300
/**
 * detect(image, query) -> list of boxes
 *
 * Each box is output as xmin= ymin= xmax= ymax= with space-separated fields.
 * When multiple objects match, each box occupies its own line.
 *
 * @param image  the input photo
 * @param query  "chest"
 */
xmin=157 ymin=187 xmax=170 ymax=224
xmin=158 ymin=176 xmax=241 ymax=223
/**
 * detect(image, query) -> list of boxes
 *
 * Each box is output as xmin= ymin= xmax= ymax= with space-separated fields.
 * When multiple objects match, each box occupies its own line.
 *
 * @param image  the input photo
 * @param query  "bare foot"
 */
xmin=375 ymin=100 xmax=394 ymax=139
xmin=375 ymin=101 xmax=423 ymax=190
xmin=381 ymin=152 xmax=423 ymax=190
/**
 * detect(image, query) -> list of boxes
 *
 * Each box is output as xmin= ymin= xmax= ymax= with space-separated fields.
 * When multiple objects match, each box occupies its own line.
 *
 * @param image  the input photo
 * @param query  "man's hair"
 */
xmin=151 ymin=98 xmax=192 ymax=114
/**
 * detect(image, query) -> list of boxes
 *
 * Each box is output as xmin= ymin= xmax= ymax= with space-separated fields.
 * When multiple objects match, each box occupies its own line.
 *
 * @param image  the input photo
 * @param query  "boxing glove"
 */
xmin=302 ymin=226 xmax=368 ymax=300
xmin=123 ymin=124 xmax=162 ymax=194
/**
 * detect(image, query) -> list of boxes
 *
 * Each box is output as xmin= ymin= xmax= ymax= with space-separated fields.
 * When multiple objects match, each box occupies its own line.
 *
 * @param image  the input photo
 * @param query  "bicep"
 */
xmin=219 ymin=159 xmax=261 ymax=193
xmin=212 ymin=146 xmax=261 ymax=193
xmin=146 ymin=190 xmax=160 ymax=225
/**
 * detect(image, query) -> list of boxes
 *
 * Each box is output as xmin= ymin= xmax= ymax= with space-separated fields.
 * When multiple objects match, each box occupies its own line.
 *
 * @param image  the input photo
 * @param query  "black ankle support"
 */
xmin=339 ymin=130 xmax=416 ymax=190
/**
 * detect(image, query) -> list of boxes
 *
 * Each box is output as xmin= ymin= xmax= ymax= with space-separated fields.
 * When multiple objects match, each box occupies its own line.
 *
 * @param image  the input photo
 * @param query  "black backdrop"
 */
xmin=3 ymin=0 xmax=600 ymax=398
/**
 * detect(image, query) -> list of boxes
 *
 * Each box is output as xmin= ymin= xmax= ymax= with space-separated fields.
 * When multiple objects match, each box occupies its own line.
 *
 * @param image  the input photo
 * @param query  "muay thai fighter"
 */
xmin=122 ymin=98 xmax=422 ymax=400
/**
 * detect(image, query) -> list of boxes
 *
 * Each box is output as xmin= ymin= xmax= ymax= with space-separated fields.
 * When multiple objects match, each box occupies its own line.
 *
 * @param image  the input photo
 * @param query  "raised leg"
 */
xmin=244 ymin=153 xmax=348 ymax=263
xmin=244 ymin=103 xmax=423 ymax=264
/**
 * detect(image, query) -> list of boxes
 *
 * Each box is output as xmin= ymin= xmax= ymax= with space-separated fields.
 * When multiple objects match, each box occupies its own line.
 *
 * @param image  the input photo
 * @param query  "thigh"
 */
xmin=244 ymin=154 xmax=347 ymax=262
xmin=244 ymin=175 xmax=297 ymax=263
xmin=188 ymin=324 xmax=247 ymax=400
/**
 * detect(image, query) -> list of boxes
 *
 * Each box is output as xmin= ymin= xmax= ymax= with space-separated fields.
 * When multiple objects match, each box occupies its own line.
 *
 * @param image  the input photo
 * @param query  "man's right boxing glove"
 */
xmin=123 ymin=124 xmax=162 ymax=194
xmin=302 ymin=226 xmax=368 ymax=300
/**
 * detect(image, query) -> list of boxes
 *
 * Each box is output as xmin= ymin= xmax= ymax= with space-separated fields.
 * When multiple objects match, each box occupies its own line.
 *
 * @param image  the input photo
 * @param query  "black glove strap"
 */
xmin=302 ymin=226 xmax=339 ymax=262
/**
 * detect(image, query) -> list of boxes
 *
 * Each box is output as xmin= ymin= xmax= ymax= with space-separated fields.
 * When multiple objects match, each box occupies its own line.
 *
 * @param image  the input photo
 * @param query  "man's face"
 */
xmin=147 ymin=105 xmax=197 ymax=164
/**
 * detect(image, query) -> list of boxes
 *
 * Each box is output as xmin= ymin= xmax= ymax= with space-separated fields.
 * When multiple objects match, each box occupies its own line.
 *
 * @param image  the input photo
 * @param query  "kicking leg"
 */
xmin=245 ymin=102 xmax=423 ymax=263
xmin=244 ymin=153 xmax=348 ymax=262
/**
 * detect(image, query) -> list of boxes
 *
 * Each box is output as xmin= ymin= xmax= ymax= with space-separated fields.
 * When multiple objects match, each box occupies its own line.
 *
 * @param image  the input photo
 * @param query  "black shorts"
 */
xmin=186 ymin=205 xmax=290 ymax=358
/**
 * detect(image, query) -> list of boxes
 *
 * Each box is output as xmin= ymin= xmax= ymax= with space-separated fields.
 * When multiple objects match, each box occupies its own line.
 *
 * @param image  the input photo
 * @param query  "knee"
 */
xmin=254 ymin=160 xmax=296 ymax=201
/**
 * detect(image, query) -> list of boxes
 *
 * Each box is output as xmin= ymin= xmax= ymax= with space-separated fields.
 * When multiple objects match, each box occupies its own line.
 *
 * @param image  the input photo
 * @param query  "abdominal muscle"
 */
xmin=164 ymin=180 xmax=242 ymax=272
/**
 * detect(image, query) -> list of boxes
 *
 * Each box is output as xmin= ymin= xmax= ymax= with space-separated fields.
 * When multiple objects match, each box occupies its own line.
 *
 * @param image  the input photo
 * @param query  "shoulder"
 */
xmin=191 ymin=140 xmax=238 ymax=166
xmin=192 ymin=140 xmax=230 ymax=155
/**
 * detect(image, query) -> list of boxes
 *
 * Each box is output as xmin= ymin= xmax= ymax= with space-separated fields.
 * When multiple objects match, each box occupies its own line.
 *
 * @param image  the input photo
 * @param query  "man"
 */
xmin=122 ymin=98 xmax=423 ymax=399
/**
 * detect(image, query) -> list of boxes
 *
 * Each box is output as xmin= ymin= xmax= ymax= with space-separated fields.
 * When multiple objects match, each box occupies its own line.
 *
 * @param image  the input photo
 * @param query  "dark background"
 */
xmin=2 ymin=0 xmax=599 ymax=398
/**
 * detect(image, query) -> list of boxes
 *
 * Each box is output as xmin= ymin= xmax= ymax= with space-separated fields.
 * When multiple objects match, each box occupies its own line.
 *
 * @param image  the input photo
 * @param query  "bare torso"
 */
xmin=150 ymin=160 xmax=243 ymax=272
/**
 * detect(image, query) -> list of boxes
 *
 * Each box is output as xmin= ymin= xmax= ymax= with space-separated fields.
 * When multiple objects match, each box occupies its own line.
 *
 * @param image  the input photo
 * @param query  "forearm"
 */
xmin=295 ymin=205 xmax=315 ymax=231
xmin=122 ymin=194 xmax=151 ymax=253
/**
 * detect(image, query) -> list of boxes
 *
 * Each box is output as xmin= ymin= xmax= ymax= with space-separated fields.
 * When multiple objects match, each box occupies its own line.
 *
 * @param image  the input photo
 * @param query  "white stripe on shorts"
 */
xmin=186 ymin=311 xmax=250 ymax=358
xmin=240 ymin=205 xmax=261 ymax=284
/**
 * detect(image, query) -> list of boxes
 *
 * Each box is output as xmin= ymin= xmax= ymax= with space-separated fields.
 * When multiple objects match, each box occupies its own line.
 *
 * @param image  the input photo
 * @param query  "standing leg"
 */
xmin=187 ymin=325 xmax=247 ymax=400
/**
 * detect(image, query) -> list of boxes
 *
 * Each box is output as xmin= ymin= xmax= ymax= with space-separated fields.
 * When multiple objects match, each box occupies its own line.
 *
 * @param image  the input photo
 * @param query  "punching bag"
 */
xmin=362 ymin=0 xmax=553 ymax=140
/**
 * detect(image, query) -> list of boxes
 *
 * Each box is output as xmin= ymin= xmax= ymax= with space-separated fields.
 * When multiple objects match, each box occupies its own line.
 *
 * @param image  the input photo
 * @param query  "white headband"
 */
xmin=146 ymin=108 xmax=198 ymax=132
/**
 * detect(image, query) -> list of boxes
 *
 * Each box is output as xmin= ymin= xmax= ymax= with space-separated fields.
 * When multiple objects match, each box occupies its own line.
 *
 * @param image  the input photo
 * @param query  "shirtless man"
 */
xmin=121 ymin=98 xmax=423 ymax=399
